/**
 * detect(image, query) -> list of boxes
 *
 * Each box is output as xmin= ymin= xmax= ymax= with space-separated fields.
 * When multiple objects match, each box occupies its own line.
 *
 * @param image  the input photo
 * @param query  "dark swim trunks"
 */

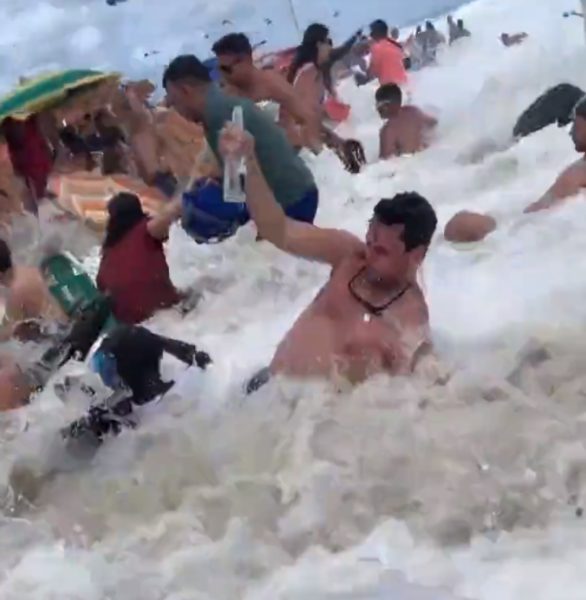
xmin=181 ymin=179 xmax=319 ymax=244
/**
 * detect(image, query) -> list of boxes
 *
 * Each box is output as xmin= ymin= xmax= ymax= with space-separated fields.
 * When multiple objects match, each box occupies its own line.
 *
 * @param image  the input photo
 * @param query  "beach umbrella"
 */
xmin=0 ymin=70 xmax=119 ymax=124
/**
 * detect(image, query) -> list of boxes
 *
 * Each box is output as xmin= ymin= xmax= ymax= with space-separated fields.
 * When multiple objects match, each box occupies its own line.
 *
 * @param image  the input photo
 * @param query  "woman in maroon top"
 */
xmin=97 ymin=192 xmax=183 ymax=324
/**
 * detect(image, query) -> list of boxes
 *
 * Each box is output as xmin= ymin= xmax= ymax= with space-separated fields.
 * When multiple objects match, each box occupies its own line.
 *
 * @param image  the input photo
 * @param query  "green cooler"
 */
xmin=41 ymin=253 xmax=117 ymax=332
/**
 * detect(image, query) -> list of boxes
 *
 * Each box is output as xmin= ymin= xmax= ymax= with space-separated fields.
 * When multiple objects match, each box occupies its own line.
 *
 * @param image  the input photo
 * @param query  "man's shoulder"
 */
xmin=333 ymin=243 xmax=366 ymax=269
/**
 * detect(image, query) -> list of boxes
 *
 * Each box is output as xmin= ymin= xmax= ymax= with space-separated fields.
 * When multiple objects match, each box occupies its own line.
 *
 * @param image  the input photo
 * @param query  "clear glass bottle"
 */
xmin=223 ymin=106 xmax=247 ymax=203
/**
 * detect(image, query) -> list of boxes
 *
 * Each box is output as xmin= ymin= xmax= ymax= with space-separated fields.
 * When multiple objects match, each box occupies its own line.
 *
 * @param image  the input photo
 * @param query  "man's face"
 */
xmin=165 ymin=80 xmax=201 ymax=122
xmin=217 ymin=53 xmax=252 ymax=87
xmin=364 ymin=220 xmax=413 ymax=284
xmin=571 ymin=114 xmax=586 ymax=153
xmin=376 ymin=99 xmax=400 ymax=120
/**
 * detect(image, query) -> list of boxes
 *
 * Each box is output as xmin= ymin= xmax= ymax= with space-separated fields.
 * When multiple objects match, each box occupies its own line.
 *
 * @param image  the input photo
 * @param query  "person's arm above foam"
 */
xmin=146 ymin=197 xmax=183 ymax=240
xmin=524 ymin=161 xmax=586 ymax=213
xmin=219 ymin=125 xmax=362 ymax=267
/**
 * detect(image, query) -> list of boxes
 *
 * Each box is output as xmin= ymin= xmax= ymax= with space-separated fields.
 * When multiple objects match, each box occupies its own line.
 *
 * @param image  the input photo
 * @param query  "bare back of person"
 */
xmin=7 ymin=266 xmax=67 ymax=325
xmin=270 ymin=250 xmax=430 ymax=382
xmin=380 ymin=106 xmax=437 ymax=158
xmin=222 ymin=67 xmax=322 ymax=151
xmin=223 ymin=69 xmax=279 ymax=103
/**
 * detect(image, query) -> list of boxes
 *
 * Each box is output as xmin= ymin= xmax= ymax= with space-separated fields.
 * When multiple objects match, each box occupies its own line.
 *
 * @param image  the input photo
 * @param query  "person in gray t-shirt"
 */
xmin=162 ymin=54 xmax=319 ymax=243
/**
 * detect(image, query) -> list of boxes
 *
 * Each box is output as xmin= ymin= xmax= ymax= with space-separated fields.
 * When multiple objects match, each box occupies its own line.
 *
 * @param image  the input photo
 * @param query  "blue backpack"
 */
xmin=181 ymin=179 xmax=249 ymax=244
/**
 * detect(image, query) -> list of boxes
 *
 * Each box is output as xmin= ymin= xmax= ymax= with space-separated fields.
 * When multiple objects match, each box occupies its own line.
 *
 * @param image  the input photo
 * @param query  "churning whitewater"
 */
xmin=2 ymin=0 xmax=586 ymax=599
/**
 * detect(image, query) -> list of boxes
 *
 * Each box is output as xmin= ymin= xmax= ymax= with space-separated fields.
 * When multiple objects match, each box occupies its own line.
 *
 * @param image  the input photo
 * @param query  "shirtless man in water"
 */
xmin=444 ymin=96 xmax=586 ymax=243
xmin=376 ymin=84 xmax=437 ymax=159
xmin=219 ymin=126 xmax=437 ymax=382
xmin=212 ymin=33 xmax=323 ymax=152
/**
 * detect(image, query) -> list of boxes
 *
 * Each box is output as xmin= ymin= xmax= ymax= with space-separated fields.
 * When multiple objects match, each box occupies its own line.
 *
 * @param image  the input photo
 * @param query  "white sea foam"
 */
xmin=2 ymin=0 xmax=586 ymax=598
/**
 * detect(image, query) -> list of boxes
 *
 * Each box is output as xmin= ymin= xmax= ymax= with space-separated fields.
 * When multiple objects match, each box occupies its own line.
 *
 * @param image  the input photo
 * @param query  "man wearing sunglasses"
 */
xmin=212 ymin=33 xmax=366 ymax=174
xmin=162 ymin=54 xmax=319 ymax=243
xmin=218 ymin=125 xmax=437 ymax=384
xmin=212 ymin=33 xmax=323 ymax=153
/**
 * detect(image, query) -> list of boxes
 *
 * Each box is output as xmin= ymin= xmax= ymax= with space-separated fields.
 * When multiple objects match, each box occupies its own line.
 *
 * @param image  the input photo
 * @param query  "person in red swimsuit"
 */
xmin=1 ymin=116 xmax=54 ymax=213
xmin=97 ymin=192 xmax=183 ymax=324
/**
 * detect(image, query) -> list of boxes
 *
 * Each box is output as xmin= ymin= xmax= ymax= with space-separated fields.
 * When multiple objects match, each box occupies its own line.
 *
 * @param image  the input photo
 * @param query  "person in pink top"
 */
xmin=369 ymin=20 xmax=408 ymax=87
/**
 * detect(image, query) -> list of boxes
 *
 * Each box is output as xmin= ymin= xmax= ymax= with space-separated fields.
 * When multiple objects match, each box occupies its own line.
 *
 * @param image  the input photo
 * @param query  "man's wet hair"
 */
xmin=376 ymin=83 xmax=402 ymax=105
xmin=0 ymin=239 xmax=12 ymax=273
xmin=373 ymin=193 xmax=437 ymax=251
xmin=163 ymin=55 xmax=211 ymax=89
xmin=370 ymin=19 xmax=389 ymax=39
xmin=212 ymin=33 xmax=253 ymax=57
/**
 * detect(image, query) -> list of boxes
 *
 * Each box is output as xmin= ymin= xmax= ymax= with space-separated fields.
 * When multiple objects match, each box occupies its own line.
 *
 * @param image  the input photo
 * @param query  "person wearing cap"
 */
xmin=444 ymin=96 xmax=586 ymax=243
xmin=96 ymin=192 xmax=183 ymax=324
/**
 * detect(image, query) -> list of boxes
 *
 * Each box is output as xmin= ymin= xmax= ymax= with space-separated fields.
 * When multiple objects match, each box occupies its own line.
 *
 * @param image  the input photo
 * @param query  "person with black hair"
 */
xmin=368 ymin=19 xmax=408 ymax=87
xmin=376 ymin=83 xmax=437 ymax=158
xmin=212 ymin=33 xmax=322 ymax=152
xmin=161 ymin=54 xmax=320 ymax=241
xmin=218 ymin=125 xmax=437 ymax=382
xmin=0 ymin=239 xmax=68 ymax=341
xmin=212 ymin=32 xmax=365 ymax=172
xmin=96 ymin=192 xmax=183 ymax=323
xmin=445 ymin=97 xmax=586 ymax=243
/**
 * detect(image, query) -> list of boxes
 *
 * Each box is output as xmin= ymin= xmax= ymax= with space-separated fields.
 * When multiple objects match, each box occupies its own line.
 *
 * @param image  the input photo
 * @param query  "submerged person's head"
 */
xmin=0 ymin=239 xmax=13 ymax=283
xmin=572 ymin=96 xmax=586 ymax=153
xmin=370 ymin=19 xmax=389 ymax=41
xmin=212 ymin=33 xmax=254 ymax=87
xmin=425 ymin=21 xmax=435 ymax=31
xmin=364 ymin=193 xmax=437 ymax=284
xmin=163 ymin=55 xmax=212 ymax=122
xmin=376 ymin=84 xmax=403 ymax=118
xmin=390 ymin=27 xmax=400 ymax=40
xmin=103 ymin=193 xmax=146 ymax=250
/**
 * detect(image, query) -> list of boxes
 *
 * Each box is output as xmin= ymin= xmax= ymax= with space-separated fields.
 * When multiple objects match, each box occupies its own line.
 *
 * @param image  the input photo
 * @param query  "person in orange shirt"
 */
xmin=368 ymin=20 xmax=408 ymax=87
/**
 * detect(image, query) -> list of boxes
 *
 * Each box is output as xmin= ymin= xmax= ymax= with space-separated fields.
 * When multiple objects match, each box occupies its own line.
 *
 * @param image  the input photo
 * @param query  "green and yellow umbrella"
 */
xmin=0 ymin=69 xmax=119 ymax=124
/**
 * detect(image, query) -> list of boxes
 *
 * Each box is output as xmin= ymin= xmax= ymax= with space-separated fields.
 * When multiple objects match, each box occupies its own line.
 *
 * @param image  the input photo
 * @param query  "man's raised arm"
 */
xmin=220 ymin=126 xmax=361 ymax=266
